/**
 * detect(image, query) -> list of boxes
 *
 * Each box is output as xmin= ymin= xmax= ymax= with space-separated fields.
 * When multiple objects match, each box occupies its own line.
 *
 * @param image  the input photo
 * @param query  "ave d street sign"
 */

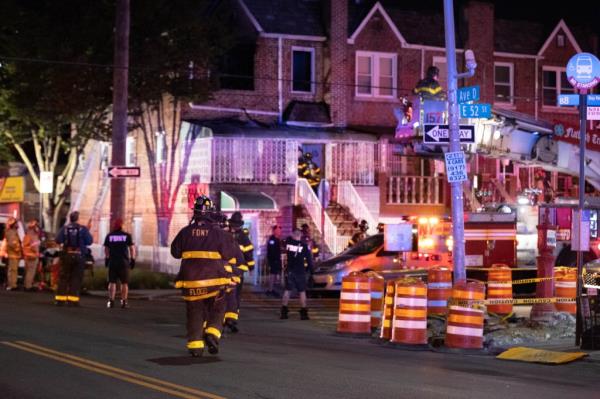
xmin=458 ymin=85 xmax=480 ymax=103
xmin=459 ymin=103 xmax=491 ymax=118
xmin=108 ymin=166 xmax=141 ymax=178
xmin=423 ymin=124 xmax=475 ymax=144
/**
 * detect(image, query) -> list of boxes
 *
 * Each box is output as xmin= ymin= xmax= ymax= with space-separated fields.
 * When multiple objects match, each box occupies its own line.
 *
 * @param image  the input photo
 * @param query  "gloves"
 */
xmin=129 ymin=258 xmax=136 ymax=269
xmin=104 ymin=257 xmax=109 ymax=268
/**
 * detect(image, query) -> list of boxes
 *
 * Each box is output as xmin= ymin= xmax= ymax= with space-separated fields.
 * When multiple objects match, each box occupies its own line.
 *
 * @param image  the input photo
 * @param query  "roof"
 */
xmin=241 ymin=0 xmax=326 ymax=36
xmin=283 ymin=101 xmax=331 ymax=125
xmin=494 ymin=19 xmax=546 ymax=54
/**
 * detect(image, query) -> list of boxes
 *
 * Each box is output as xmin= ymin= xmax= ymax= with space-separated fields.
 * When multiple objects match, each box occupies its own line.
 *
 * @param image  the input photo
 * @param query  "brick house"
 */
xmin=72 ymin=0 xmax=599 ymax=274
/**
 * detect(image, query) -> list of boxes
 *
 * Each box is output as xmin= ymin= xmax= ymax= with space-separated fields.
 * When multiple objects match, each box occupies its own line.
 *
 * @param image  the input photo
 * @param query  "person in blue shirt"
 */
xmin=55 ymin=211 xmax=93 ymax=306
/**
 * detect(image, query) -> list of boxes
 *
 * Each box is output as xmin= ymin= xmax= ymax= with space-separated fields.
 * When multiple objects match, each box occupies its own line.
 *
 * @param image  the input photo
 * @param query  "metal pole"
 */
xmin=110 ymin=0 xmax=130 ymax=226
xmin=443 ymin=0 xmax=466 ymax=282
xmin=576 ymin=91 xmax=587 ymax=345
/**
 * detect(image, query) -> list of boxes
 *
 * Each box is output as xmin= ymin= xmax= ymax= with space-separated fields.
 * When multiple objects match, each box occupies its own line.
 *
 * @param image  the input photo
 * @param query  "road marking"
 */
xmin=2 ymin=341 xmax=225 ymax=399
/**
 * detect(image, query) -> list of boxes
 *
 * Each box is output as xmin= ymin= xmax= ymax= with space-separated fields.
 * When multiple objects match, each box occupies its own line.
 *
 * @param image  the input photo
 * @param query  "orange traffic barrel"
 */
xmin=555 ymin=267 xmax=577 ymax=314
xmin=380 ymin=280 xmax=395 ymax=340
xmin=487 ymin=264 xmax=513 ymax=315
xmin=445 ymin=280 xmax=485 ymax=349
xmin=427 ymin=266 xmax=452 ymax=315
xmin=366 ymin=272 xmax=385 ymax=331
xmin=337 ymin=272 xmax=371 ymax=334
xmin=391 ymin=278 xmax=428 ymax=345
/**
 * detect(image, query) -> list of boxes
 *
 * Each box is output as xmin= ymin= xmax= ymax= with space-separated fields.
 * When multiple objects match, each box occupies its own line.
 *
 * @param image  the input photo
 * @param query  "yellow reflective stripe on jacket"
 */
xmin=183 ymin=291 xmax=219 ymax=301
xmin=232 ymin=276 xmax=241 ymax=284
xmin=67 ymin=296 xmax=80 ymax=302
xmin=240 ymin=244 xmax=254 ymax=252
xmin=238 ymin=265 xmax=249 ymax=272
xmin=54 ymin=295 xmax=67 ymax=301
xmin=224 ymin=265 xmax=233 ymax=273
xmin=311 ymin=247 xmax=319 ymax=253
xmin=187 ymin=340 xmax=204 ymax=349
xmin=182 ymin=251 xmax=222 ymax=260
xmin=175 ymin=278 xmax=231 ymax=289
xmin=225 ymin=312 xmax=239 ymax=321
xmin=205 ymin=327 xmax=221 ymax=339
xmin=415 ymin=85 xmax=443 ymax=95
xmin=228 ymin=258 xmax=237 ymax=265
xmin=247 ymin=260 xmax=255 ymax=266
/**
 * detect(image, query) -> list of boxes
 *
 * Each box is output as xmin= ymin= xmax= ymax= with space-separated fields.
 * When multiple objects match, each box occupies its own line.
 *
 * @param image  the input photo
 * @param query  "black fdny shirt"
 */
xmin=285 ymin=237 xmax=313 ymax=275
xmin=266 ymin=235 xmax=282 ymax=268
xmin=104 ymin=229 xmax=132 ymax=268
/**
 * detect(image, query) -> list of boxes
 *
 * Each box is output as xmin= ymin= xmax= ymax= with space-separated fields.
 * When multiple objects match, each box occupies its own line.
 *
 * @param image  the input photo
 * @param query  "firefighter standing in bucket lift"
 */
xmin=223 ymin=212 xmax=255 ymax=333
xmin=55 ymin=211 xmax=93 ymax=306
xmin=171 ymin=196 xmax=239 ymax=357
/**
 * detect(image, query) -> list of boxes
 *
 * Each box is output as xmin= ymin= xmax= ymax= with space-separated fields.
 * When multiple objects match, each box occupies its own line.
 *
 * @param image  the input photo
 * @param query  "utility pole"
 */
xmin=443 ymin=0 xmax=476 ymax=282
xmin=110 ymin=0 xmax=130 ymax=226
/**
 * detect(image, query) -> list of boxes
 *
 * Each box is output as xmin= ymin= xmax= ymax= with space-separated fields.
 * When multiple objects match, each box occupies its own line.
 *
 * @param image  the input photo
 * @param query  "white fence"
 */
xmin=337 ymin=180 xmax=378 ymax=235
xmin=387 ymin=176 xmax=445 ymax=205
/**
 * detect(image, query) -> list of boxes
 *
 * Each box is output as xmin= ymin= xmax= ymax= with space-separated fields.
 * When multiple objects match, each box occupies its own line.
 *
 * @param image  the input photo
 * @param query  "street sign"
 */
xmin=588 ymin=95 xmax=600 ymax=106
xmin=107 ymin=166 xmax=141 ymax=178
xmin=40 ymin=171 xmax=53 ymax=194
xmin=557 ymin=94 xmax=580 ymax=106
xmin=587 ymin=106 xmax=600 ymax=120
xmin=458 ymin=85 xmax=480 ymax=103
xmin=566 ymin=52 xmax=600 ymax=90
xmin=423 ymin=124 xmax=475 ymax=144
xmin=459 ymin=103 xmax=491 ymax=118
xmin=444 ymin=151 xmax=468 ymax=183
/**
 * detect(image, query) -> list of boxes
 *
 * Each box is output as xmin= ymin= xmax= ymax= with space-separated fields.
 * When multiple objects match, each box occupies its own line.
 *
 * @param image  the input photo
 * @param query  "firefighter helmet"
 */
xmin=229 ymin=211 xmax=244 ymax=228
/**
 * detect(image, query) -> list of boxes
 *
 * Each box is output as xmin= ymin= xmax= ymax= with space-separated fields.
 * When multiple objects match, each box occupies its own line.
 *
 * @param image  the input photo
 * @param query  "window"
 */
xmin=292 ymin=47 xmax=314 ymax=93
xmin=494 ymin=62 xmax=514 ymax=104
xmin=156 ymin=131 xmax=167 ymax=164
xmin=355 ymin=51 xmax=397 ymax=98
xmin=433 ymin=56 xmax=448 ymax=90
xmin=219 ymin=42 xmax=255 ymax=90
xmin=557 ymin=34 xmax=565 ymax=47
xmin=126 ymin=136 xmax=136 ymax=167
xmin=543 ymin=67 xmax=575 ymax=106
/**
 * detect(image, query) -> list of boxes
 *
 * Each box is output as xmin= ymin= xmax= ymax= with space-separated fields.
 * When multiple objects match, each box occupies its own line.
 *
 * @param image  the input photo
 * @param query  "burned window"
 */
xmin=219 ymin=43 xmax=255 ymax=91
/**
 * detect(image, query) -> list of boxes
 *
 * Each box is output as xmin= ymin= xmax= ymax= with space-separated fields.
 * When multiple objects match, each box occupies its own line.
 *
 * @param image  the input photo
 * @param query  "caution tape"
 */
xmin=448 ymin=297 xmax=576 ymax=307
xmin=485 ymin=276 xmax=556 ymax=285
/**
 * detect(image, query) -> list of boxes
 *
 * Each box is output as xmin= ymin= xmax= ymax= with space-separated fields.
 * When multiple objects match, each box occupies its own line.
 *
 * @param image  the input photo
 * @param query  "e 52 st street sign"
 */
xmin=459 ymin=103 xmax=491 ymax=118
xmin=423 ymin=124 xmax=475 ymax=144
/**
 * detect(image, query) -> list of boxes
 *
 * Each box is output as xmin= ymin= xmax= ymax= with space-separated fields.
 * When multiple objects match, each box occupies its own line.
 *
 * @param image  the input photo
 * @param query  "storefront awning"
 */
xmin=220 ymin=191 xmax=277 ymax=211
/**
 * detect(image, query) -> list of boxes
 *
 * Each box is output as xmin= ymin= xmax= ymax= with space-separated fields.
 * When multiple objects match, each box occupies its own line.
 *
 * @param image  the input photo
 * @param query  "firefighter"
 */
xmin=304 ymin=152 xmax=321 ymax=190
xmin=171 ymin=195 xmax=239 ymax=357
xmin=348 ymin=220 xmax=369 ymax=248
xmin=55 ymin=211 xmax=93 ymax=306
xmin=281 ymin=228 xmax=314 ymax=320
xmin=103 ymin=218 xmax=136 ymax=309
xmin=300 ymin=223 xmax=319 ymax=261
xmin=297 ymin=147 xmax=309 ymax=179
xmin=377 ymin=222 xmax=385 ymax=234
xmin=223 ymin=212 xmax=254 ymax=334
xmin=413 ymin=65 xmax=446 ymax=100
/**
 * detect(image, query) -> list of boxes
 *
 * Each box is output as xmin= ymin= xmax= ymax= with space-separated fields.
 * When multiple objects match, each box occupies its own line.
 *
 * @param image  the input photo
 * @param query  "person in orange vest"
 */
xmin=23 ymin=219 xmax=42 ymax=292
xmin=4 ymin=217 xmax=22 ymax=291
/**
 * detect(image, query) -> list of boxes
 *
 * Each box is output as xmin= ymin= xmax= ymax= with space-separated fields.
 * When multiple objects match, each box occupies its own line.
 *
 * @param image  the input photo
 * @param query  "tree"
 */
xmin=0 ymin=0 xmax=113 ymax=232
xmin=128 ymin=0 xmax=232 ymax=245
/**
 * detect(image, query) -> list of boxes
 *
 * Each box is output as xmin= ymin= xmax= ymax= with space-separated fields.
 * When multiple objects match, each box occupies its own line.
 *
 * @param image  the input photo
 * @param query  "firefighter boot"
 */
xmin=225 ymin=319 xmax=239 ymax=333
xmin=107 ymin=299 xmax=114 ymax=308
xmin=189 ymin=348 xmax=203 ymax=357
xmin=280 ymin=306 xmax=289 ymax=319
xmin=300 ymin=308 xmax=310 ymax=320
xmin=205 ymin=334 xmax=219 ymax=355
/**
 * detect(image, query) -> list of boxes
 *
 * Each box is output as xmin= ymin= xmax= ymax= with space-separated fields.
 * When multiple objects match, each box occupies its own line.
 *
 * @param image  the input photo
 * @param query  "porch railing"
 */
xmin=387 ymin=176 xmax=445 ymax=205
xmin=337 ymin=180 xmax=377 ymax=235
xmin=295 ymin=178 xmax=346 ymax=255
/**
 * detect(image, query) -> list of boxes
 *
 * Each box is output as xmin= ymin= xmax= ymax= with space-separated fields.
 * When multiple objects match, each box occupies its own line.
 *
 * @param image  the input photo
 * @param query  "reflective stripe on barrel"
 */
xmin=337 ymin=273 xmax=371 ymax=334
xmin=555 ymin=267 xmax=576 ymax=314
xmin=391 ymin=278 xmax=427 ymax=345
xmin=487 ymin=264 xmax=513 ymax=315
xmin=380 ymin=280 xmax=395 ymax=340
xmin=427 ymin=266 xmax=452 ymax=315
xmin=367 ymin=272 xmax=385 ymax=331
xmin=445 ymin=281 xmax=485 ymax=349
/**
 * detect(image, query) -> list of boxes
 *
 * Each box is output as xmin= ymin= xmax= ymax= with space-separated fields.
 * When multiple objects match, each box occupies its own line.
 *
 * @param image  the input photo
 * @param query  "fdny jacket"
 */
xmin=234 ymin=230 xmax=255 ymax=272
xmin=171 ymin=220 xmax=239 ymax=301
xmin=285 ymin=238 xmax=314 ymax=275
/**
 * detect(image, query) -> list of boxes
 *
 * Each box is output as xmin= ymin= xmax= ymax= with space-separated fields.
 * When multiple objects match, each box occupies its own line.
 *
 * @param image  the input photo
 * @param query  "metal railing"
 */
xmin=337 ymin=180 xmax=377 ymax=235
xmin=387 ymin=176 xmax=445 ymax=205
xmin=295 ymin=178 xmax=346 ymax=255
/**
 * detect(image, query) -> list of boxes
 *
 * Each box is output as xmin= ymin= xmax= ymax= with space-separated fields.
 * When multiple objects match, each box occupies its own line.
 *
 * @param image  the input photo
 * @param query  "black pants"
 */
xmin=56 ymin=254 xmax=84 ymax=303
xmin=225 ymin=276 xmax=244 ymax=323
xmin=186 ymin=292 xmax=226 ymax=349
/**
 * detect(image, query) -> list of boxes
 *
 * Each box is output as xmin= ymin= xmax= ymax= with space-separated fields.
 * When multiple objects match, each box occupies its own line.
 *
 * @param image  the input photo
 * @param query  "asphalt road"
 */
xmin=0 ymin=290 xmax=597 ymax=399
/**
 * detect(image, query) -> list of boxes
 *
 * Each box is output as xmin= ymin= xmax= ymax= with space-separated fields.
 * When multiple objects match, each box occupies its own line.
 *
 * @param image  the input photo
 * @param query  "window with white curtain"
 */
xmin=355 ymin=51 xmax=397 ymax=98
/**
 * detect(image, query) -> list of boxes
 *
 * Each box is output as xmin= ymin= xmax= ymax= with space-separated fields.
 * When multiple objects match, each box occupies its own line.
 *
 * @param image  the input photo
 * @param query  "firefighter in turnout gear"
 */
xmin=171 ymin=196 xmax=239 ymax=357
xmin=348 ymin=220 xmax=369 ymax=248
xmin=55 ymin=211 xmax=93 ymax=306
xmin=297 ymin=147 xmax=310 ymax=179
xmin=281 ymin=229 xmax=314 ymax=320
xmin=223 ymin=212 xmax=254 ymax=333
xmin=413 ymin=65 xmax=446 ymax=100
xmin=300 ymin=223 xmax=319 ymax=261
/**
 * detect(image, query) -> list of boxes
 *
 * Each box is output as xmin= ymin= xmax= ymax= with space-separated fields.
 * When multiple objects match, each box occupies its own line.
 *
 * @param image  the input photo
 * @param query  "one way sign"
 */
xmin=423 ymin=124 xmax=475 ymax=144
xmin=107 ymin=166 xmax=141 ymax=178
